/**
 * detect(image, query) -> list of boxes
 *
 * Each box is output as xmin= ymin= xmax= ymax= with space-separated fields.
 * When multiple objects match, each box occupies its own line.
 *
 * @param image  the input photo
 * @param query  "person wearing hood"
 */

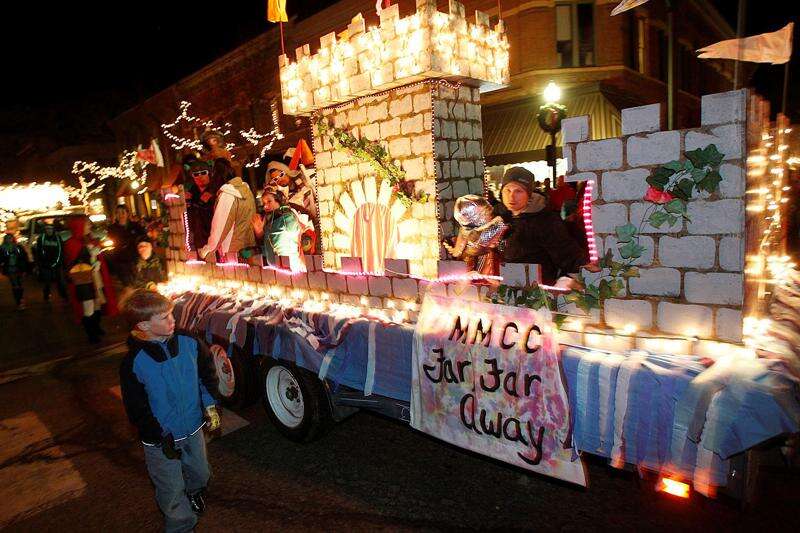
xmin=198 ymin=158 xmax=256 ymax=262
xmin=131 ymin=238 xmax=167 ymax=290
xmin=64 ymin=216 xmax=118 ymax=343
xmin=499 ymin=166 xmax=588 ymax=285
xmin=183 ymin=156 xmax=218 ymax=252
xmin=107 ymin=205 xmax=146 ymax=284
xmin=33 ymin=223 xmax=68 ymax=301
xmin=0 ymin=233 xmax=31 ymax=310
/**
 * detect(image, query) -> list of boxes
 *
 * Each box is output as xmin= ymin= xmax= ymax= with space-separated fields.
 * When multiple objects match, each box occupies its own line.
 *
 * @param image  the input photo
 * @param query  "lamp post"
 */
xmin=537 ymin=81 xmax=566 ymax=183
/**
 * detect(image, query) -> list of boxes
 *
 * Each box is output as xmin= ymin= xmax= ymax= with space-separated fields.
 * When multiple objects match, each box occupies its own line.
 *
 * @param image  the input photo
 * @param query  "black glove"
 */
xmin=161 ymin=433 xmax=182 ymax=460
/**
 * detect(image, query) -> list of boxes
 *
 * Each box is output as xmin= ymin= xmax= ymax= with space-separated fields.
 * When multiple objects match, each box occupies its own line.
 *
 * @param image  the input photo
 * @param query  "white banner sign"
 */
xmin=411 ymin=295 xmax=586 ymax=486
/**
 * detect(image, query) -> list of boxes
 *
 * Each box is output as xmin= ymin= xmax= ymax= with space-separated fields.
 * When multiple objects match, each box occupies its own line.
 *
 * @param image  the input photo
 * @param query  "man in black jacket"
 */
xmin=33 ymin=223 xmax=67 ymax=301
xmin=107 ymin=205 xmax=146 ymax=284
xmin=499 ymin=166 xmax=588 ymax=284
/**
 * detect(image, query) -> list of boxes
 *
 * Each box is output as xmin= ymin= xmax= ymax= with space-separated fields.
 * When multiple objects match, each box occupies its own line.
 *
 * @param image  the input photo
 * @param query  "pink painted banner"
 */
xmin=410 ymin=295 xmax=586 ymax=486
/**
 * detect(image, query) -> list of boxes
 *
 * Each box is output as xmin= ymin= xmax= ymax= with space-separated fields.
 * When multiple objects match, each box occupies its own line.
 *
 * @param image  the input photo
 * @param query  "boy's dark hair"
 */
xmin=121 ymin=289 xmax=172 ymax=328
xmin=262 ymin=186 xmax=286 ymax=206
xmin=211 ymin=157 xmax=236 ymax=184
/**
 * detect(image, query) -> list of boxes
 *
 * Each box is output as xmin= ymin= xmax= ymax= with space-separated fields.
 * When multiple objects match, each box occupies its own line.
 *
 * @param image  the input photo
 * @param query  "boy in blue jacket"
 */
xmin=120 ymin=289 xmax=221 ymax=533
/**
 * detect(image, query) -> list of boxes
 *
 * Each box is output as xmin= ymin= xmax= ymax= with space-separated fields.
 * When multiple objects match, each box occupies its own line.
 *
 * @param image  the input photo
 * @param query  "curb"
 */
xmin=0 ymin=341 xmax=128 ymax=386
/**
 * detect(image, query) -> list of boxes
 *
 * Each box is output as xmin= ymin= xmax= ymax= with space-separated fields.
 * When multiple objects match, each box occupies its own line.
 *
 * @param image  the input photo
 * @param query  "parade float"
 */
xmin=155 ymin=1 xmax=799 ymax=502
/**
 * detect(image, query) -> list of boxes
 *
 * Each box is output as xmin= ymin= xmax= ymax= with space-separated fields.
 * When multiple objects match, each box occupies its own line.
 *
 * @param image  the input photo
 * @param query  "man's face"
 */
xmin=192 ymin=169 xmax=210 ymax=189
xmin=261 ymin=193 xmax=280 ymax=213
xmin=502 ymin=182 xmax=530 ymax=213
xmin=139 ymin=307 xmax=175 ymax=338
xmin=137 ymin=242 xmax=153 ymax=260
xmin=116 ymin=208 xmax=129 ymax=225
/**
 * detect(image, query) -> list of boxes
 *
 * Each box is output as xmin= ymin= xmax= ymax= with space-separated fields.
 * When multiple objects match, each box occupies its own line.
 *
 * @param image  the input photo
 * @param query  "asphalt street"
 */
xmin=0 ymin=276 xmax=798 ymax=531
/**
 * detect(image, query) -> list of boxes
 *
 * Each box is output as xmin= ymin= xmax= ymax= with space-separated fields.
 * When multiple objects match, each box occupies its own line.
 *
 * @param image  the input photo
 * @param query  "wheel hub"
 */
xmin=266 ymin=366 xmax=305 ymax=429
xmin=285 ymin=384 xmax=299 ymax=401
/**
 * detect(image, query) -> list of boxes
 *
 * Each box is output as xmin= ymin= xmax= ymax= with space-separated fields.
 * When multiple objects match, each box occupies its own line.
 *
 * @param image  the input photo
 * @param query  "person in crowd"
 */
xmin=64 ymin=216 xmax=118 ymax=343
xmin=549 ymin=175 xmax=577 ymax=215
xmin=251 ymin=186 xmax=304 ymax=271
xmin=542 ymin=177 xmax=552 ymax=193
xmin=200 ymin=130 xmax=232 ymax=162
xmin=107 ymin=205 xmax=146 ymax=283
xmin=131 ymin=239 xmax=167 ymax=290
xmin=183 ymin=156 xmax=217 ymax=252
xmin=33 ymin=223 xmax=67 ymax=301
xmin=499 ymin=166 xmax=589 ymax=285
xmin=119 ymin=289 xmax=220 ymax=533
xmin=198 ymin=158 xmax=256 ymax=263
xmin=0 ymin=233 xmax=31 ymax=310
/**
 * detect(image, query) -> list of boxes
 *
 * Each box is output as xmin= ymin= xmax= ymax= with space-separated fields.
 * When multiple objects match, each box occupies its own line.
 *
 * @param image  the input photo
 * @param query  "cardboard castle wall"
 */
xmin=562 ymin=89 xmax=766 ymax=343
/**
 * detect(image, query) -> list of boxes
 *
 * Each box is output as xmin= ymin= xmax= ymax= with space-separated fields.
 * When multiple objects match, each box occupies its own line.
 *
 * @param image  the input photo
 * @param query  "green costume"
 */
xmin=261 ymin=206 xmax=302 ymax=270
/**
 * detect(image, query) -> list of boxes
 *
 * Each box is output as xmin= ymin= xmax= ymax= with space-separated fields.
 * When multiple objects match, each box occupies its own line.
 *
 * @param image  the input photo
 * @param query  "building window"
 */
xmin=655 ymin=26 xmax=668 ymax=82
xmin=556 ymin=1 xmax=595 ymax=68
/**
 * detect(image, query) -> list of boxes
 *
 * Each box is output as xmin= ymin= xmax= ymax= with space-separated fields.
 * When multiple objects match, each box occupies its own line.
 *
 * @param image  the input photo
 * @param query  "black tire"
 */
xmin=209 ymin=336 xmax=258 ymax=410
xmin=259 ymin=358 xmax=332 ymax=442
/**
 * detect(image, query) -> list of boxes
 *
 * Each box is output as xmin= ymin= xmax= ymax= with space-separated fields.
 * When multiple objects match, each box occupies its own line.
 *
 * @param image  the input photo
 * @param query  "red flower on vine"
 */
xmin=644 ymin=186 xmax=674 ymax=204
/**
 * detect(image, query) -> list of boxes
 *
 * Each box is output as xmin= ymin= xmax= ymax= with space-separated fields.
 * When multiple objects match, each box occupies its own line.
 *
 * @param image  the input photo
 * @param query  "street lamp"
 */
xmin=543 ymin=81 xmax=561 ymax=104
xmin=537 ymin=81 xmax=567 ymax=184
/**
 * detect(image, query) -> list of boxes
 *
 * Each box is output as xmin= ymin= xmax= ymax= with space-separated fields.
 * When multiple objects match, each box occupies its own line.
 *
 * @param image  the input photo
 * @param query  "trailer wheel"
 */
xmin=210 ymin=341 xmax=256 ymax=409
xmin=260 ymin=359 xmax=331 ymax=442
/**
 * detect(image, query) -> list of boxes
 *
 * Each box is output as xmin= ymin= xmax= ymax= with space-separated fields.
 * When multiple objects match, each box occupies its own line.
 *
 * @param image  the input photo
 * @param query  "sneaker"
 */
xmin=188 ymin=490 xmax=206 ymax=515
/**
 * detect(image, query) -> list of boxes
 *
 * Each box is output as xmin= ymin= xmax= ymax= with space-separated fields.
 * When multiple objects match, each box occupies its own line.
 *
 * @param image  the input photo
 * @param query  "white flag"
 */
xmin=698 ymin=23 xmax=794 ymax=65
xmin=151 ymin=138 xmax=165 ymax=167
xmin=611 ymin=0 xmax=650 ymax=16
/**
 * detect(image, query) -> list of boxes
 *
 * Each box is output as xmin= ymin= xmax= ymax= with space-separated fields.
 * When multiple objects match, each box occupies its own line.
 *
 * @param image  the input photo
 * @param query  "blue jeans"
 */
xmin=143 ymin=429 xmax=210 ymax=533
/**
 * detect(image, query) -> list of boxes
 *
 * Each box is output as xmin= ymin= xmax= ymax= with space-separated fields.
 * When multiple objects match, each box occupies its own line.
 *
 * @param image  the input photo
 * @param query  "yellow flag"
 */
xmin=267 ymin=0 xmax=288 ymax=23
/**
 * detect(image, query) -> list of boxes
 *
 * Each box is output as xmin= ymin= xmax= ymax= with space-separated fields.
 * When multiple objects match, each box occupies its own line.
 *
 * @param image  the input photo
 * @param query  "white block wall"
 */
xmin=564 ymin=90 xmax=754 ymax=343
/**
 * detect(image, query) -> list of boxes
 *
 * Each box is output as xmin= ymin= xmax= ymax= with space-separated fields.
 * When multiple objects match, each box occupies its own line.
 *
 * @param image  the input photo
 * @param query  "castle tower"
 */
xmin=279 ymin=0 xmax=509 ymax=278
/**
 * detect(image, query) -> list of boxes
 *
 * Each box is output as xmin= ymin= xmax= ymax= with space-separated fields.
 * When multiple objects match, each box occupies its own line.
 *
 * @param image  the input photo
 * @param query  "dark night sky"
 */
xmin=0 ymin=0 xmax=796 ymax=176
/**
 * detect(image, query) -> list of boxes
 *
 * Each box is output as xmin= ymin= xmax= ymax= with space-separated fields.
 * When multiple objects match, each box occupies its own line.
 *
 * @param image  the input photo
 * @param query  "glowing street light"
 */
xmin=543 ymin=81 xmax=561 ymax=104
xmin=538 ymin=81 xmax=566 ymax=183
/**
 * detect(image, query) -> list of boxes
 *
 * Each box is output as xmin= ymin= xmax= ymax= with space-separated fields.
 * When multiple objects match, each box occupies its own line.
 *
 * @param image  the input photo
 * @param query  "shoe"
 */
xmin=82 ymin=317 xmax=101 ymax=344
xmin=92 ymin=311 xmax=106 ymax=336
xmin=16 ymin=302 xmax=26 ymax=310
xmin=188 ymin=490 xmax=206 ymax=515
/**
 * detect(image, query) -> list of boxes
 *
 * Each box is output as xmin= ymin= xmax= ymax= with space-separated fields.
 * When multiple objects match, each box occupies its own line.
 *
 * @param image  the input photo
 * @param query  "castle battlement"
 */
xmin=279 ymin=0 xmax=509 ymax=116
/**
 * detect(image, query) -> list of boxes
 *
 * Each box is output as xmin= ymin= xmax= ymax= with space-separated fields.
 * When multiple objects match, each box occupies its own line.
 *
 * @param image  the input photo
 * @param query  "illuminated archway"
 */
xmin=331 ymin=177 xmax=418 ymax=274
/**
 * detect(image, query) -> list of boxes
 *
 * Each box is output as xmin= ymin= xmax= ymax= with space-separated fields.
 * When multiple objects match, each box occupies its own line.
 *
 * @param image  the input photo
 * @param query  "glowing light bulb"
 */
xmin=543 ymin=81 xmax=561 ymax=103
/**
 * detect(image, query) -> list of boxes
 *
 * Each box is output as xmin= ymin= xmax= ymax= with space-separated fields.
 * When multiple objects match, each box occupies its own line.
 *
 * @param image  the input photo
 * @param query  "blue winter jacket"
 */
xmin=120 ymin=333 xmax=219 ymax=444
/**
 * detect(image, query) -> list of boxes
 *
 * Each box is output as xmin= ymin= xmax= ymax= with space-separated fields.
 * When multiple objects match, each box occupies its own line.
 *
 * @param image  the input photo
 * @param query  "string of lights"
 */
xmin=161 ymin=100 xmax=234 ymax=152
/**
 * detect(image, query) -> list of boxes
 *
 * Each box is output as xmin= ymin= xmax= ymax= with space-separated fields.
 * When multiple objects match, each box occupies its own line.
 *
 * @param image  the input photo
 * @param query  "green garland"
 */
xmin=315 ymin=117 xmax=430 ymax=208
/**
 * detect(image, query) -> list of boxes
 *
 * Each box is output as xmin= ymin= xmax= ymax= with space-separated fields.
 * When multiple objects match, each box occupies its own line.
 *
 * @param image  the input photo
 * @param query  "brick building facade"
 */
xmin=111 ymin=0 xmax=737 ymax=207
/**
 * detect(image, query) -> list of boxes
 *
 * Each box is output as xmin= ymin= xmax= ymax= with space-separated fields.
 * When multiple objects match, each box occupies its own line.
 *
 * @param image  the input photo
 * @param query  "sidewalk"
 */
xmin=0 ymin=275 xmax=128 ymax=373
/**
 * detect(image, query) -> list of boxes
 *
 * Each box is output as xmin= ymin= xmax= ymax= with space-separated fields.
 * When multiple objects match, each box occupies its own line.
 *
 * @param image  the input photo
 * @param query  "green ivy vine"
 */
xmin=315 ymin=116 xmax=430 ymax=208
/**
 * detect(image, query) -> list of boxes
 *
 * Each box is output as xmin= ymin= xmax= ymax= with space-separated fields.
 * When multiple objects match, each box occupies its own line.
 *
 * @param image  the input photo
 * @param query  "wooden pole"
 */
xmin=667 ymin=0 xmax=677 ymax=130
xmin=782 ymin=60 xmax=790 ymax=116
xmin=733 ymin=0 xmax=747 ymax=89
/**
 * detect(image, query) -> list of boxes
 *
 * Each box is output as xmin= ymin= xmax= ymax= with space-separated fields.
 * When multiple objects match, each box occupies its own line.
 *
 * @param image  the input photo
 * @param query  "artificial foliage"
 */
xmin=566 ymin=143 xmax=725 ymax=315
xmin=315 ymin=116 xmax=430 ymax=207
xmin=489 ymin=144 xmax=725 ymax=326
xmin=536 ymin=103 xmax=568 ymax=134
xmin=489 ymin=284 xmax=568 ymax=329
